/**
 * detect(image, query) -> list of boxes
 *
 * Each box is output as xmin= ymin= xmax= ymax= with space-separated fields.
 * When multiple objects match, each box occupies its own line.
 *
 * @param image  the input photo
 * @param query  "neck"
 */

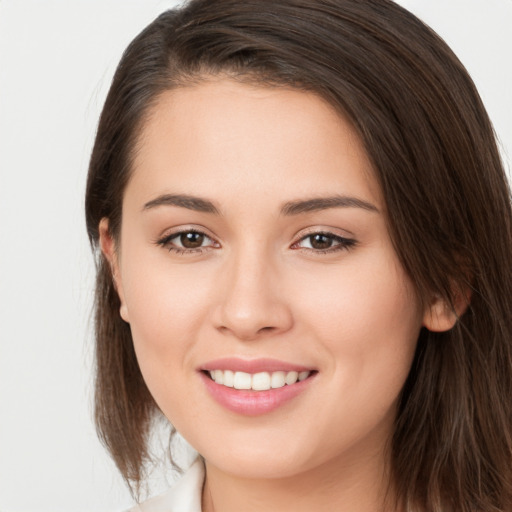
xmin=201 ymin=448 xmax=401 ymax=512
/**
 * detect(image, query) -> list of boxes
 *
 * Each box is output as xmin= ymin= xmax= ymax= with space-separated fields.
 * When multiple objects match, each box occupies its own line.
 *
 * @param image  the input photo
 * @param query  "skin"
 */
xmin=100 ymin=78 xmax=455 ymax=512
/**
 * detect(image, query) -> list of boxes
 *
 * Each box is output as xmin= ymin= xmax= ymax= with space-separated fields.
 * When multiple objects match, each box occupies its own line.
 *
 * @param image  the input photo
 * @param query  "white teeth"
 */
xmin=271 ymin=371 xmax=286 ymax=389
xmin=233 ymin=371 xmax=252 ymax=390
xmin=223 ymin=370 xmax=234 ymax=387
xmin=298 ymin=371 xmax=309 ymax=381
xmin=213 ymin=369 xmax=224 ymax=385
xmin=252 ymin=372 xmax=271 ymax=391
xmin=285 ymin=371 xmax=299 ymax=385
xmin=209 ymin=369 xmax=311 ymax=391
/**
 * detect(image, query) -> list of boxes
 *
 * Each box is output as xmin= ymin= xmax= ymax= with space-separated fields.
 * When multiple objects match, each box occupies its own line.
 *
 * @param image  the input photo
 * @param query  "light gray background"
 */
xmin=0 ymin=1 xmax=510 ymax=511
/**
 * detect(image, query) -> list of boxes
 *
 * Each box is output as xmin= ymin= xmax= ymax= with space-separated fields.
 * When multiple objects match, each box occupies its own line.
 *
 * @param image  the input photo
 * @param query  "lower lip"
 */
xmin=200 ymin=372 xmax=316 ymax=416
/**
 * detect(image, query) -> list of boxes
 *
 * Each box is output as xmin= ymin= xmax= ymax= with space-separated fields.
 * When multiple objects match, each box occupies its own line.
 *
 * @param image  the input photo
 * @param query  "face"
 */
xmin=103 ymin=78 xmax=431 ymax=481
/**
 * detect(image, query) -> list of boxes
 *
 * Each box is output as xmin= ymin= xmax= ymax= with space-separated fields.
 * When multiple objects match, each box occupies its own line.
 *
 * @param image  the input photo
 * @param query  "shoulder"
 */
xmin=125 ymin=457 xmax=205 ymax=512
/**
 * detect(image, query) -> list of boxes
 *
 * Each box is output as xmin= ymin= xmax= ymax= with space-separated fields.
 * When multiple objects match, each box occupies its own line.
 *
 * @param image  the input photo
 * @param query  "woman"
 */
xmin=85 ymin=0 xmax=512 ymax=510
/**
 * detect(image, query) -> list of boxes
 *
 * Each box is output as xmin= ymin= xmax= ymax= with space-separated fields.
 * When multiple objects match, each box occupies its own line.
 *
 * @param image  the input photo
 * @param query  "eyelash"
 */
xmin=156 ymin=229 xmax=219 ymax=255
xmin=291 ymin=231 xmax=357 ymax=254
xmin=155 ymin=229 xmax=357 ymax=255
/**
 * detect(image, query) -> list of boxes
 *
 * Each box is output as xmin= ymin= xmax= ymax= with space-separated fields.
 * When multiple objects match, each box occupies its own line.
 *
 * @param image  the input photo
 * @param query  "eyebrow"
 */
xmin=142 ymin=193 xmax=379 ymax=215
xmin=143 ymin=194 xmax=221 ymax=214
xmin=281 ymin=195 xmax=379 ymax=215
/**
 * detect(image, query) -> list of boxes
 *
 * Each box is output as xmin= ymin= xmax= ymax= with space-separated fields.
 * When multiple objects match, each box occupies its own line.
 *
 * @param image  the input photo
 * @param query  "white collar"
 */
xmin=127 ymin=457 xmax=204 ymax=512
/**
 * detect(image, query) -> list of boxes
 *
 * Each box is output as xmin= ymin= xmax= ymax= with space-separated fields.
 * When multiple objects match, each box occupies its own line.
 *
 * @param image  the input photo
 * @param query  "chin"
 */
xmin=205 ymin=450 xmax=310 ymax=480
xmin=188 ymin=427 xmax=326 ymax=481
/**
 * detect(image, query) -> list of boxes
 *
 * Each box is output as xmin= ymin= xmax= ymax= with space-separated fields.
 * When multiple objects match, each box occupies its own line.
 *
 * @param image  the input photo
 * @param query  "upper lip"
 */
xmin=200 ymin=358 xmax=314 ymax=374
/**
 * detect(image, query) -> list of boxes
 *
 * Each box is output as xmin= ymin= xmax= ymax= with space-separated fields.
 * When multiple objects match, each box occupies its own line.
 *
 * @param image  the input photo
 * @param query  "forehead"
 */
xmin=127 ymin=78 xmax=381 ymax=211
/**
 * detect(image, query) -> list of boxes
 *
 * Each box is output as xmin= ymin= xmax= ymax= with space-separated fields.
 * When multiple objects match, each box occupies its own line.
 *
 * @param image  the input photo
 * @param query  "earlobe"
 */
xmin=119 ymin=303 xmax=130 ymax=323
xmin=422 ymin=296 xmax=457 ymax=332
xmin=98 ymin=218 xmax=130 ymax=323
xmin=422 ymin=286 xmax=471 ymax=332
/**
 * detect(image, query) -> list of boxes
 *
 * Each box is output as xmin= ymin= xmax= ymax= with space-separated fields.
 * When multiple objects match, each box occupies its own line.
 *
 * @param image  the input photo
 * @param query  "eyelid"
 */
xmin=154 ymin=225 xmax=220 ymax=252
xmin=292 ymin=225 xmax=355 ymax=242
xmin=153 ymin=225 xmax=356 ymax=254
xmin=290 ymin=227 xmax=357 ymax=253
xmin=155 ymin=224 xmax=217 ymax=241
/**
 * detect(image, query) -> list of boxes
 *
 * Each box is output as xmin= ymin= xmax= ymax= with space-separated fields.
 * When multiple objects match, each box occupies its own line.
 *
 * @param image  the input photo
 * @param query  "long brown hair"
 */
xmin=85 ymin=1 xmax=512 ymax=509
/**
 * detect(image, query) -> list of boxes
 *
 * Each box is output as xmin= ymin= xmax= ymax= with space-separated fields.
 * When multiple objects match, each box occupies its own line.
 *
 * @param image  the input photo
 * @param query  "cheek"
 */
xmin=296 ymin=261 xmax=421 ymax=449
xmin=120 ymin=264 xmax=211 ymax=423
xmin=118 ymin=249 xmax=216 ymax=379
xmin=297 ymin=254 xmax=420 ymax=341
xmin=294 ymin=252 xmax=421 ymax=393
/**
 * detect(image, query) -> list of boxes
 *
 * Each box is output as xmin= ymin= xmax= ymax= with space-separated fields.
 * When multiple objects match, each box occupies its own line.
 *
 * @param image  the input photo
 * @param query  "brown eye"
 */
xmin=293 ymin=231 xmax=356 ymax=254
xmin=308 ymin=234 xmax=334 ymax=250
xmin=157 ymin=229 xmax=218 ymax=253
xmin=180 ymin=232 xmax=205 ymax=248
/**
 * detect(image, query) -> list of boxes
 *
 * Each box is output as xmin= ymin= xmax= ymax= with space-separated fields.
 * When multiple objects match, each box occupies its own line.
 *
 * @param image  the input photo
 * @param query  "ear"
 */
xmin=98 ymin=218 xmax=130 ymax=323
xmin=422 ymin=285 xmax=471 ymax=332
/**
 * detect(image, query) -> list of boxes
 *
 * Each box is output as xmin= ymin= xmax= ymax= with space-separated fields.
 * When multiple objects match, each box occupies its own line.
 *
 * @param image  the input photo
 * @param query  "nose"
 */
xmin=213 ymin=246 xmax=294 ymax=341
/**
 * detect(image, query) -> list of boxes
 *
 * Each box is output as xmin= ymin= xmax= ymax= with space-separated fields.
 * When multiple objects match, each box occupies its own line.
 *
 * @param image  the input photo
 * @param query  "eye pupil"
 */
xmin=180 ymin=232 xmax=204 ymax=248
xmin=310 ymin=234 xmax=332 ymax=250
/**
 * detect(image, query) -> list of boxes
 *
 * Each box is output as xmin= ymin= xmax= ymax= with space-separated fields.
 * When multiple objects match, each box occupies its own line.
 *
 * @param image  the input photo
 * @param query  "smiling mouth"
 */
xmin=204 ymin=369 xmax=314 ymax=391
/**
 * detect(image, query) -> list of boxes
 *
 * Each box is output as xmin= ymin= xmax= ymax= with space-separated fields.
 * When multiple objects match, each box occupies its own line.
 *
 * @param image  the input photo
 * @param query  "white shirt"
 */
xmin=127 ymin=458 xmax=204 ymax=512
